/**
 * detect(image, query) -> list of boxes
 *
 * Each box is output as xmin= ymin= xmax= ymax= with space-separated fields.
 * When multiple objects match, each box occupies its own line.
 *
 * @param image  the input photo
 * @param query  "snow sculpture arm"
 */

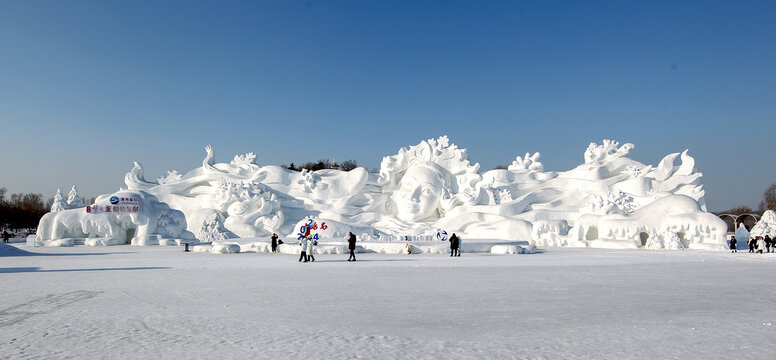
xmin=202 ymin=144 xmax=219 ymax=174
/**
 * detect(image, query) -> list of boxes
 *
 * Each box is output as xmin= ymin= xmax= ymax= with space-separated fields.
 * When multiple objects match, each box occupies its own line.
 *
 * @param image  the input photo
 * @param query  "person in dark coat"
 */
xmin=347 ymin=232 xmax=357 ymax=261
xmin=729 ymin=236 xmax=737 ymax=253
xmin=748 ymin=237 xmax=755 ymax=253
xmin=449 ymin=233 xmax=460 ymax=257
xmin=271 ymin=233 xmax=278 ymax=253
xmin=765 ymin=235 xmax=772 ymax=253
xmin=2 ymin=230 xmax=9 ymax=243
xmin=299 ymin=236 xmax=309 ymax=262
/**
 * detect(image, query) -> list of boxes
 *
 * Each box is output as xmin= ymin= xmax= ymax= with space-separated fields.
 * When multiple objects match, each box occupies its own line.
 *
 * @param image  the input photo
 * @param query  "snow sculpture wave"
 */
xmin=36 ymin=136 xmax=727 ymax=249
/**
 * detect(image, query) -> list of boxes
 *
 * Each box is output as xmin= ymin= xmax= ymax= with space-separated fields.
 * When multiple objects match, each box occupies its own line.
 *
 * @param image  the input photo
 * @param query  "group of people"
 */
xmin=297 ymin=235 xmax=317 ymax=262
xmin=271 ymin=231 xmax=464 ymax=261
xmin=730 ymin=235 xmax=775 ymax=253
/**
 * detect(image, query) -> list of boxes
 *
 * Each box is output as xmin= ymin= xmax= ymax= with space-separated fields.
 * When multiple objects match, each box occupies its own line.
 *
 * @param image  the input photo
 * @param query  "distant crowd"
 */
xmin=729 ymin=235 xmax=774 ymax=253
xmin=264 ymin=231 xmax=463 ymax=262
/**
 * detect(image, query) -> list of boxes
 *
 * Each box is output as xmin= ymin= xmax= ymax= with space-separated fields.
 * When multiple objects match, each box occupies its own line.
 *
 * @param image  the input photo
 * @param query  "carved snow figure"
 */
xmin=392 ymin=164 xmax=450 ymax=222
xmin=197 ymin=212 xmax=230 ymax=243
xmin=375 ymin=136 xmax=533 ymax=241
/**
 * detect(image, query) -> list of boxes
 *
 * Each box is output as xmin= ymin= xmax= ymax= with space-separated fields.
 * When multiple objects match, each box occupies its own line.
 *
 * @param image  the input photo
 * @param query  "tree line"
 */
xmin=0 ymin=187 xmax=96 ymax=231
xmin=282 ymin=159 xmax=359 ymax=172
xmin=0 ymin=187 xmax=48 ymax=231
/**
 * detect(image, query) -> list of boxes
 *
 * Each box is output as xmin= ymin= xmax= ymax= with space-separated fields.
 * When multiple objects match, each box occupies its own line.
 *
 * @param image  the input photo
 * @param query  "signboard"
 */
xmin=297 ymin=218 xmax=328 ymax=240
xmin=86 ymin=196 xmax=140 ymax=214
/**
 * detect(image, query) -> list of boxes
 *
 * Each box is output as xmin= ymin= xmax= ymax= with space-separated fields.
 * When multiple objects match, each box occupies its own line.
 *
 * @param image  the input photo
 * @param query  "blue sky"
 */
xmin=1 ymin=0 xmax=774 ymax=211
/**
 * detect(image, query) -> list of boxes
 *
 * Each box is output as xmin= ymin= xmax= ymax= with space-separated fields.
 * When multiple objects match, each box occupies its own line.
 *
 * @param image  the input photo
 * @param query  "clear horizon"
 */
xmin=1 ymin=0 xmax=774 ymax=211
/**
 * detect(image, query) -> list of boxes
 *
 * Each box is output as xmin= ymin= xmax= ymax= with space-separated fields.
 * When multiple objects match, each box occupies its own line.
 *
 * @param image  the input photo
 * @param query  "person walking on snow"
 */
xmin=299 ymin=236 xmax=309 ymax=262
xmin=2 ymin=230 xmax=9 ymax=243
xmin=307 ymin=235 xmax=316 ymax=262
xmin=748 ymin=237 xmax=755 ymax=253
xmin=729 ymin=236 xmax=737 ymax=253
xmin=271 ymin=233 xmax=278 ymax=253
xmin=347 ymin=232 xmax=357 ymax=261
xmin=756 ymin=236 xmax=766 ymax=254
xmin=449 ymin=233 xmax=460 ymax=257
xmin=765 ymin=235 xmax=773 ymax=253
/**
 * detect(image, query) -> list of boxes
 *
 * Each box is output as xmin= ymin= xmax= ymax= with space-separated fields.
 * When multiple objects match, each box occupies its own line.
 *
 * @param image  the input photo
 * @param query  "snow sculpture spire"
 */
xmin=67 ymin=185 xmax=85 ymax=208
xmin=50 ymin=188 xmax=68 ymax=212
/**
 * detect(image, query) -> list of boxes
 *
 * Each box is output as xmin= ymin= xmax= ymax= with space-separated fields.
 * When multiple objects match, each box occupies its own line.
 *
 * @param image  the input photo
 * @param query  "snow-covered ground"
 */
xmin=2 ymin=243 xmax=775 ymax=359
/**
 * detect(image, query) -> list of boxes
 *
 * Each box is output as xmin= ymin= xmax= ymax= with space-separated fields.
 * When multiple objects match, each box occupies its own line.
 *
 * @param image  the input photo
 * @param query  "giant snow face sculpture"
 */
xmin=392 ymin=164 xmax=451 ymax=222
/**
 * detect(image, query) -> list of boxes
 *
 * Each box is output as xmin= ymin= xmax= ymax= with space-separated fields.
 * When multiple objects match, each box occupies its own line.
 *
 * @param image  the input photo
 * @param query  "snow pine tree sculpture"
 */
xmin=67 ymin=185 xmax=85 ymax=209
xmin=50 ymin=188 xmax=68 ymax=212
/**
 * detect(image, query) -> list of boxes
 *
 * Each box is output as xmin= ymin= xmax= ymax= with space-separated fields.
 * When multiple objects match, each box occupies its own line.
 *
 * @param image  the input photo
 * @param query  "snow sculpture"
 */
xmin=50 ymin=188 xmax=68 ymax=212
xmin=734 ymin=223 xmax=750 ymax=249
xmin=379 ymin=135 xmax=482 ymax=218
xmin=36 ymin=190 xmax=194 ymax=246
xmin=36 ymin=136 xmax=727 ymax=250
xmin=67 ymin=185 xmax=85 ymax=208
xmin=750 ymin=210 xmax=776 ymax=238
xmin=157 ymin=170 xmax=183 ymax=184
xmin=509 ymin=152 xmax=544 ymax=173
xmin=197 ymin=212 xmax=231 ymax=243
xmin=584 ymin=140 xmax=634 ymax=166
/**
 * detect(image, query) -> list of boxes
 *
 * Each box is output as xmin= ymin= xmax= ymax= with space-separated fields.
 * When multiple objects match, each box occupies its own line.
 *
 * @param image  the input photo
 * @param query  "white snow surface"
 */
xmin=2 ymin=243 xmax=775 ymax=359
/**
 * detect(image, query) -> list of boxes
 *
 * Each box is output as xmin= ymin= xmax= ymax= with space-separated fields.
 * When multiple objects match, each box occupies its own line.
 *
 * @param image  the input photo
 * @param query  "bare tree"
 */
xmin=759 ymin=183 xmax=776 ymax=211
xmin=725 ymin=205 xmax=754 ymax=216
xmin=339 ymin=160 xmax=358 ymax=171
